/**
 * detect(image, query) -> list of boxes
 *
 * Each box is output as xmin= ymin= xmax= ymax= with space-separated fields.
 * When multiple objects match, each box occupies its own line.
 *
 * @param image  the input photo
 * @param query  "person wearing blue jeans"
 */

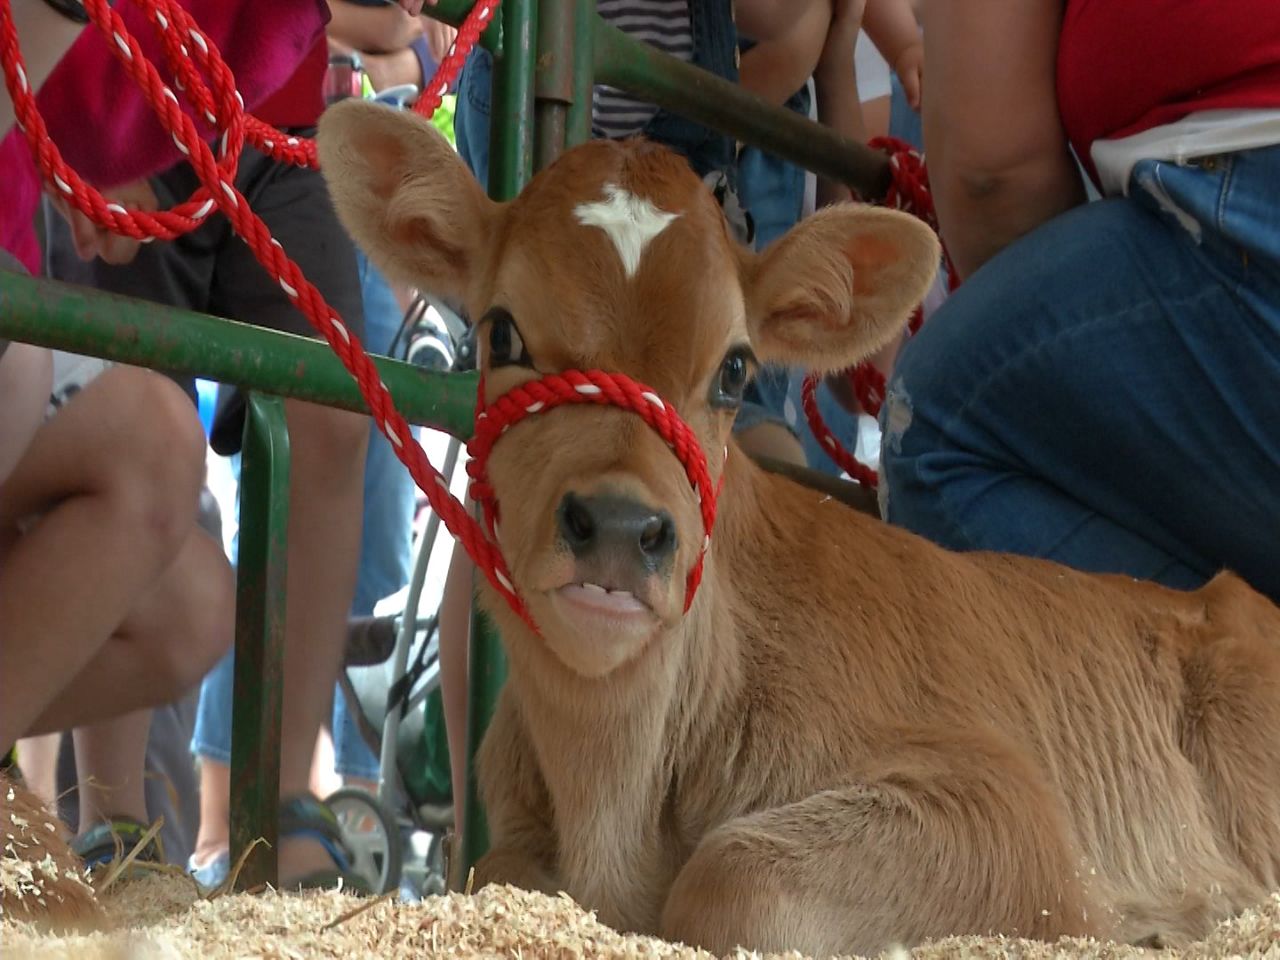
xmin=881 ymin=2 xmax=1280 ymax=606
xmin=188 ymin=251 xmax=415 ymax=884
xmin=882 ymin=146 xmax=1280 ymax=602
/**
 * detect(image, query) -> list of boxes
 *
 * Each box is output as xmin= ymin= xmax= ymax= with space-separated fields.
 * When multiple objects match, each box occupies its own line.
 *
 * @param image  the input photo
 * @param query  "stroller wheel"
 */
xmin=326 ymin=787 xmax=404 ymax=895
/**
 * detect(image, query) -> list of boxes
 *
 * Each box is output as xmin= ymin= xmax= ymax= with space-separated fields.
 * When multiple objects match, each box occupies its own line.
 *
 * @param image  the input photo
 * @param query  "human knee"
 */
xmin=150 ymin=534 xmax=235 ymax=698
xmin=183 ymin=534 xmax=236 ymax=682
xmin=97 ymin=370 xmax=206 ymax=548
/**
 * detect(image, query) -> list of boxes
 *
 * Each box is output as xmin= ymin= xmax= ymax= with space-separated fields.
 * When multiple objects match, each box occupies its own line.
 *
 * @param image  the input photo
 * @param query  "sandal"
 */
xmin=278 ymin=794 xmax=371 ymax=894
xmin=71 ymin=816 xmax=164 ymax=873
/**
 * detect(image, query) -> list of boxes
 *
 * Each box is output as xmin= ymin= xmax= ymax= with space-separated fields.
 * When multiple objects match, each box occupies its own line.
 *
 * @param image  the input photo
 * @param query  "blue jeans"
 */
xmin=881 ymin=144 xmax=1280 ymax=603
xmin=454 ymin=47 xmax=492 ymax=190
xmin=192 ymin=253 xmax=417 ymax=777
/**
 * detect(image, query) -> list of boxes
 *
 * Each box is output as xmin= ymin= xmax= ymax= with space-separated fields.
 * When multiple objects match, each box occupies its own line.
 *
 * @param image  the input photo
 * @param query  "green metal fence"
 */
xmin=0 ymin=0 xmax=893 ymax=891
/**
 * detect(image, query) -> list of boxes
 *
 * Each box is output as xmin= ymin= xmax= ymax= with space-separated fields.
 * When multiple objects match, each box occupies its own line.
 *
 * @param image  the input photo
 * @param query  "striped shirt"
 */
xmin=592 ymin=0 xmax=694 ymax=140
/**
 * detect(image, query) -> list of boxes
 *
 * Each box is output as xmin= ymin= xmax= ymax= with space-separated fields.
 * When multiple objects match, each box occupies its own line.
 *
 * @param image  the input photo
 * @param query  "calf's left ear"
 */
xmin=317 ymin=99 xmax=501 ymax=310
xmin=742 ymin=205 xmax=939 ymax=372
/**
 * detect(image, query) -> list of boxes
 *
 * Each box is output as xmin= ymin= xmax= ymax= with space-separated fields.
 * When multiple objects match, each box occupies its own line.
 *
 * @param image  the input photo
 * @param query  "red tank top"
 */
xmin=1057 ymin=0 xmax=1280 ymax=180
xmin=255 ymin=38 xmax=328 ymax=130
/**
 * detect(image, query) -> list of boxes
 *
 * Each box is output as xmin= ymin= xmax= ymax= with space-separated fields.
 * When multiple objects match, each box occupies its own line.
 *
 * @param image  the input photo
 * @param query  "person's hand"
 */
xmin=422 ymin=17 xmax=457 ymax=64
xmin=894 ymin=40 xmax=923 ymax=111
xmin=47 ymin=178 xmax=159 ymax=266
xmin=396 ymin=0 xmax=436 ymax=14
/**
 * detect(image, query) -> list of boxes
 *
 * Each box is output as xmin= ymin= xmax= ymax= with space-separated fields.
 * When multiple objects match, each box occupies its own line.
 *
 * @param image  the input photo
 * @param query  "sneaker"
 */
xmin=187 ymin=849 xmax=231 ymax=890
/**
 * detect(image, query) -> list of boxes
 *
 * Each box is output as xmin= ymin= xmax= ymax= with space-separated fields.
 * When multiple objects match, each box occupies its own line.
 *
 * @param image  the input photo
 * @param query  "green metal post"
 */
xmin=228 ymin=394 xmax=291 ymax=891
xmin=593 ymin=22 xmax=892 ymax=201
xmin=534 ymin=0 xmax=574 ymax=169
xmin=486 ymin=0 xmax=537 ymax=198
xmin=456 ymin=0 xmax=538 ymax=891
xmin=566 ymin=0 xmax=595 ymax=147
xmin=456 ymin=607 xmax=508 ymax=888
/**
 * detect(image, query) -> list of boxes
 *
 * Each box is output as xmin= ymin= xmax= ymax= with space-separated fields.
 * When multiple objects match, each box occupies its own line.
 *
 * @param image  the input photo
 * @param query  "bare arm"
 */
xmin=862 ymin=0 xmax=922 ymax=108
xmin=921 ymin=0 xmax=1085 ymax=279
xmin=326 ymin=0 xmax=422 ymax=53
xmin=737 ymin=0 xmax=831 ymax=106
xmin=733 ymin=0 xmax=825 ymax=44
xmin=813 ymin=0 xmax=866 ymax=204
xmin=362 ymin=45 xmax=425 ymax=91
xmin=862 ymin=0 xmax=919 ymax=66
xmin=0 ymin=0 xmax=86 ymax=138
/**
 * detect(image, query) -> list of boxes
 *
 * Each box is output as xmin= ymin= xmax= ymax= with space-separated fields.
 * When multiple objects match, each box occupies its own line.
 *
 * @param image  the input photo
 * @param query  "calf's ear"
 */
xmin=741 ymin=205 xmax=939 ymax=372
xmin=317 ymin=99 xmax=501 ymax=309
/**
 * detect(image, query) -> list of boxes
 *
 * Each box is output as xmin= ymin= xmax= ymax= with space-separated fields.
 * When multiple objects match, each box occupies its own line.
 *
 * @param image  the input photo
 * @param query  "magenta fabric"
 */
xmin=1 ymin=0 xmax=328 ymax=270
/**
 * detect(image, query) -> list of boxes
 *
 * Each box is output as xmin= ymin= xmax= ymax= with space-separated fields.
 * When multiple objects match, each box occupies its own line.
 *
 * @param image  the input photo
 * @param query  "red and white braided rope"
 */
xmin=0 ymin=0 xmax=721 ymax=630
xmin=467 ymin=370 xmax=719 ymax=614
xmin=802 ymin=135 xmax=954 ymax=488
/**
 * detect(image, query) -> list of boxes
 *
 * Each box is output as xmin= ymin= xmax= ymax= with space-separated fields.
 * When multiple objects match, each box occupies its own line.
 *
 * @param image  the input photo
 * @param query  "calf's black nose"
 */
xmin=557 ymin=493 xmax=676 ymax=568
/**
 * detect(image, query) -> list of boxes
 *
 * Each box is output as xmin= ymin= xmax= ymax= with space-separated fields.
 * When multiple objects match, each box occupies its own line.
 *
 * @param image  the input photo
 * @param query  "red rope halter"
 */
xmin=0 ymin=0 xmax=721 ymax=630
xmin=466 ymin=370 xmax=720 ymax=619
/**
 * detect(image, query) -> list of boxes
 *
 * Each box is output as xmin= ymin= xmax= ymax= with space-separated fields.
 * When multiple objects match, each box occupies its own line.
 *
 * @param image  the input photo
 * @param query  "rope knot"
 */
xmin=467 ymin=371 xmax=720 ymax=622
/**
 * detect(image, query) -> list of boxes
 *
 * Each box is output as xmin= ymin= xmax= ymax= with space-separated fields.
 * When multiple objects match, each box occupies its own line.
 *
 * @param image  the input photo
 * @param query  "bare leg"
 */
xmin=73 ymin=710 xmax=151 ymax=827
xmin=0 ymin=367 xmax=209 ymax=748
xmin=190 ymin=757 xmax=230 ymax=870
xmin=310 ymin=725 xmax=342 ymax=800
xmin=274 ymin=399 xmax=368 ymax=882
xmin=185 ymin=402 xmax=367 ymax=884
xmin=23 ymin=528 xmax=233 ymax=734
xmin=0 ymin=343 xmax=51 ymax=485
xmin=13 ymin=733 xmax=61 ymax=808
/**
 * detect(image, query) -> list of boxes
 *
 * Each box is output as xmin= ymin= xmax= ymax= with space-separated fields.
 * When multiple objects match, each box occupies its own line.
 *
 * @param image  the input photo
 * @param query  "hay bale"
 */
xmin=0 ymin=773 xmax=102 ymax=930
xmin=2 ymin=874 xmax=1278 ymax=959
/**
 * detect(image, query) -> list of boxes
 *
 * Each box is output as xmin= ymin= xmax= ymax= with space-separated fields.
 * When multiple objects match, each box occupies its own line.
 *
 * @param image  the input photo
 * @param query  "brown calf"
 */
xmin=318 ymin=102 xmax=1280 ymax=956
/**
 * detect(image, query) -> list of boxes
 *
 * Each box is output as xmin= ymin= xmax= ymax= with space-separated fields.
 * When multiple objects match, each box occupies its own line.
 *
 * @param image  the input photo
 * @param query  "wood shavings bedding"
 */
xmin=3 ymin=875 xmax=1278 ymax=959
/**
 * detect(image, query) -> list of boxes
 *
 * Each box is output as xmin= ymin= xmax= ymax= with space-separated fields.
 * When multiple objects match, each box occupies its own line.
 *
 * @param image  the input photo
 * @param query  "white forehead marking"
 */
xmin=573 ymin=183 xmax=680 ymax=278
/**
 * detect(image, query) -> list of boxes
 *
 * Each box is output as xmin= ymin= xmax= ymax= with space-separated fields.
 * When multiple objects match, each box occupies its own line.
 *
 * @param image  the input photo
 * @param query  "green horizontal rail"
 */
xmin=428 ymin=0 xmax=503 ymax=53
xmin=0 ymin=271 xmax=477 ymax=440
xmin=594 ymin=22 xmax=892 ymax=201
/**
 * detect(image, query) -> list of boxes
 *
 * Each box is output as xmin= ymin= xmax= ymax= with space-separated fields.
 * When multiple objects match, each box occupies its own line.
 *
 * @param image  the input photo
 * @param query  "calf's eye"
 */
xmin=484 ymin=307 xmax=533 ymax=368
xmin=712 ymin=346 xmax=754 ymax=408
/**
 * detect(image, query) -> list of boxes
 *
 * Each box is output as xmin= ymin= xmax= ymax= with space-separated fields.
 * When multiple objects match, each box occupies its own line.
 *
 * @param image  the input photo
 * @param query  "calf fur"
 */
xmin=318 ymin=102 xmax=1280 ymax=956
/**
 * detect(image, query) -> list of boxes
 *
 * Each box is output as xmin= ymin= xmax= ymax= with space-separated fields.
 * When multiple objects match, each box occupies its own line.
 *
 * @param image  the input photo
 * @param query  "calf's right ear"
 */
xmin=317 ymin=99 xmax=500 ymax=309
xmin=742 ymin=205 xmax=939 ymax=372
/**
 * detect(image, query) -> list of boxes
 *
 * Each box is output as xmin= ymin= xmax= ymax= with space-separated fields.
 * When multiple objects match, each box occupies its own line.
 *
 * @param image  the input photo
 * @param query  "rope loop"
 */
xmin=802 ymin=136 xmax=955 ymax=487
xmin=0 ymin=0 xmax=723 ymax=628
xmin=467 ymin=370 xmax=720 ymax=615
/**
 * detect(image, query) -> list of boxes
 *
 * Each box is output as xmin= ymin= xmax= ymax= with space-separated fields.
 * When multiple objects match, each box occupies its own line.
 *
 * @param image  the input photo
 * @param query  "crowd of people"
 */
xmin=1 ymin=0 xmax=1276 ymax=899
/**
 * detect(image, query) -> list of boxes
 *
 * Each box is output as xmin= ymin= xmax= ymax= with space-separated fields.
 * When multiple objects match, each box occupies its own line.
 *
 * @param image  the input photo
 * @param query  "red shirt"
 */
xmin=255 ymin=37 xmax=328 ymax=130
xmin=0 ymin=0 xmax=328 ymax=272
xmin=1057 ymin=1 xmax=1280 ymax=181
